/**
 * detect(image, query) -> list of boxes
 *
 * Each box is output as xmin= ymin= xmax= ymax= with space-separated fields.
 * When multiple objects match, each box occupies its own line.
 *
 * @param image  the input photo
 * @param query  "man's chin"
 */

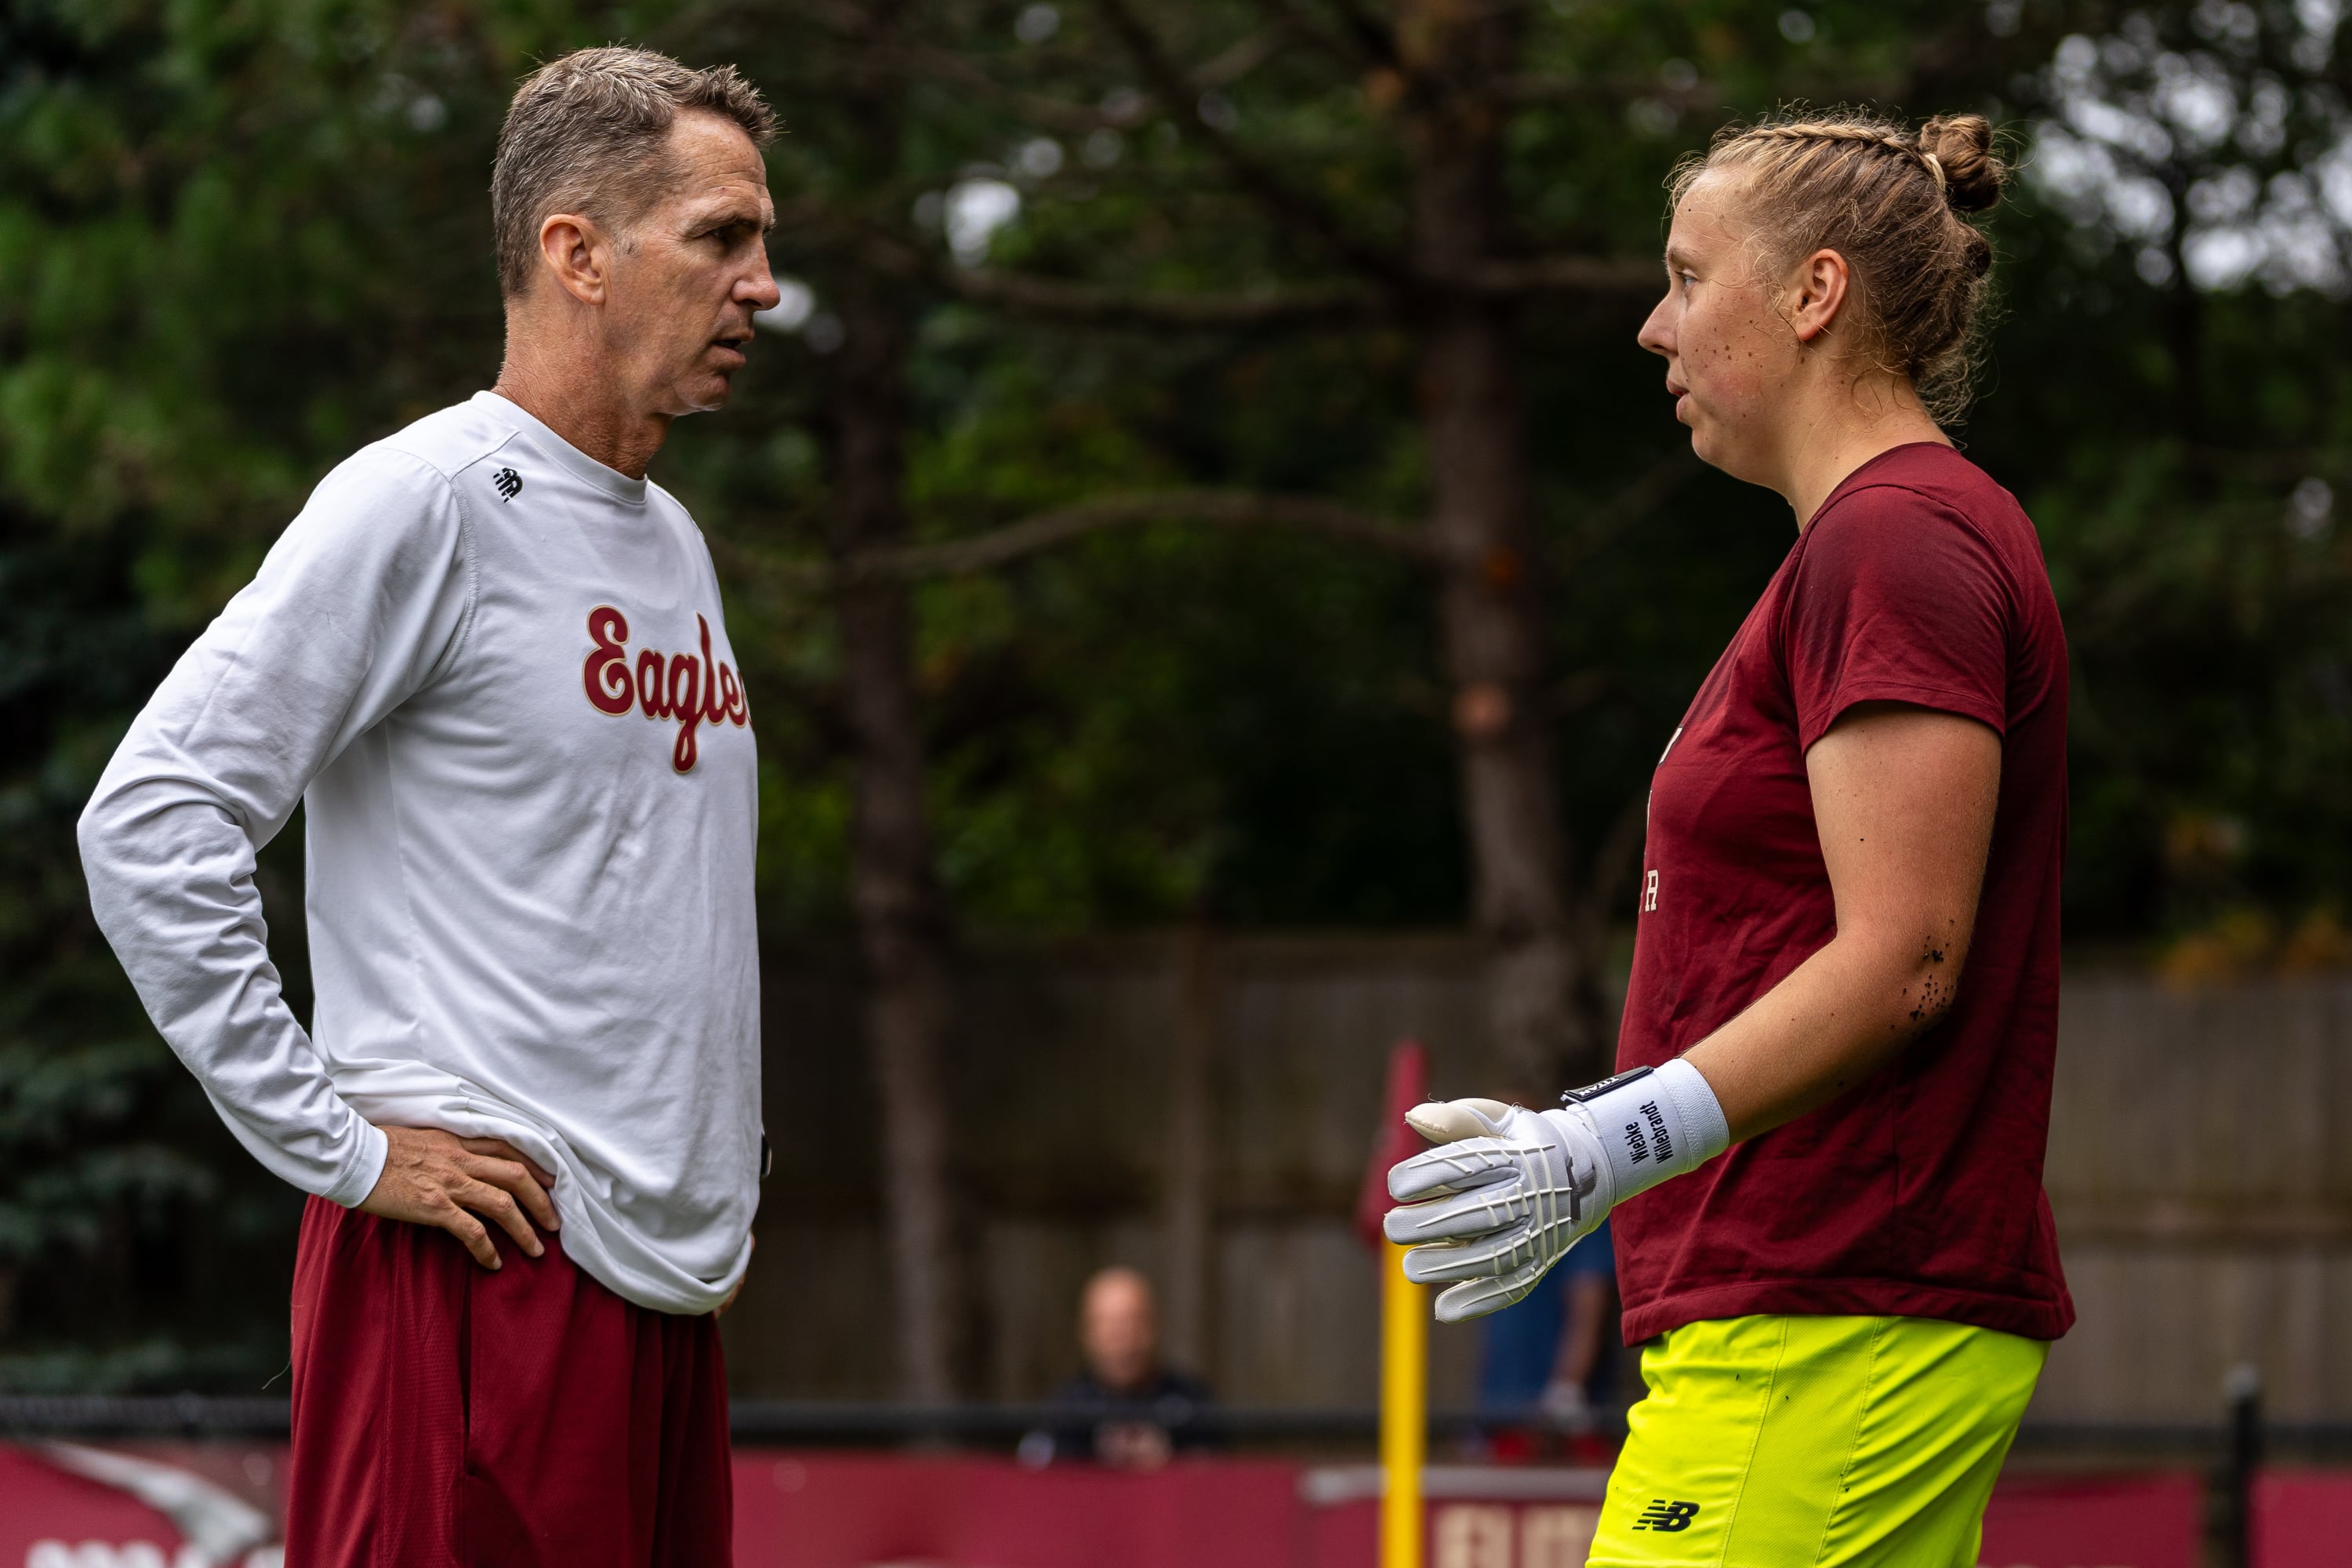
xmin=675 ymin=372 xmax=738 ymax=415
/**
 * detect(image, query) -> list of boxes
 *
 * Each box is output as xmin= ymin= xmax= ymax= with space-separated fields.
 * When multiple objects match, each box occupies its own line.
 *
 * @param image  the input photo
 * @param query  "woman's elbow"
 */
xmin=1893 ymin=921 xmax=1973 ymax=1034
xmin=1899 ymin=969 xmax=1960 ymax=1033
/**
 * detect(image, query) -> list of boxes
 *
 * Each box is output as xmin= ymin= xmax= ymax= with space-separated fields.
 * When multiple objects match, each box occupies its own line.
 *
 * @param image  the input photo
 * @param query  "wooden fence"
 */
xmin=720 ymin=935 xmax=2352 ymax=1425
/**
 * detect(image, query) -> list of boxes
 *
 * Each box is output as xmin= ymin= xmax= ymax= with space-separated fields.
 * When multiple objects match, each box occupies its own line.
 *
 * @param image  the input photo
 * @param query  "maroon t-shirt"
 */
xmin=1612 ymin=442 xmax=2075 ymax=1345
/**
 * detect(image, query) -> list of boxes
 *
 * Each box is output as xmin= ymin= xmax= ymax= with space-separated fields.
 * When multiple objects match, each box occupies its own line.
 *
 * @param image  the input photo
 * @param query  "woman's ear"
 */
xmin=1787 ymin=248 xmax=1850 ymax=346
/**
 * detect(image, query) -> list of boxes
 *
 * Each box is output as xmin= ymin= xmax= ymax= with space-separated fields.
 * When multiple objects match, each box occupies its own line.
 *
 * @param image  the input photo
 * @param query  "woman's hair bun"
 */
xmin=1918 ymin=114 xmax=2005 ymax=214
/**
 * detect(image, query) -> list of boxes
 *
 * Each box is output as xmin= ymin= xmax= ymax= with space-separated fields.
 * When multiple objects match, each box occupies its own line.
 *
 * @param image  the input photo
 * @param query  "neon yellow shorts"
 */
xmin=1587 ymin=1314 xmax=2048 ymax=1567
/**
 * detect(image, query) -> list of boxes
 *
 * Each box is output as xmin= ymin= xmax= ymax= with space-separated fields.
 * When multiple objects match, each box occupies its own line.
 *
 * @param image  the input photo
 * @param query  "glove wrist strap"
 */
xmin=1563 ymin=1058 xmax=1730 ymax=1203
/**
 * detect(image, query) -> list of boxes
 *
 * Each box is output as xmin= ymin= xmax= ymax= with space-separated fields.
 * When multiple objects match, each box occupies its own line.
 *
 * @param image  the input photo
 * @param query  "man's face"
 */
xmin=602 ymin=111 xmax=779 ymax=416
xmin=1080 ymin=1273 xmax=1159 ymax=1392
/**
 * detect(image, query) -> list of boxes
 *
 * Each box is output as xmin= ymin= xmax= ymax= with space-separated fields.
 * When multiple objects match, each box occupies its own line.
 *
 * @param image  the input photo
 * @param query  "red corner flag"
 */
xmin=1355 ymin=1039 xmax=1429 ymax=1251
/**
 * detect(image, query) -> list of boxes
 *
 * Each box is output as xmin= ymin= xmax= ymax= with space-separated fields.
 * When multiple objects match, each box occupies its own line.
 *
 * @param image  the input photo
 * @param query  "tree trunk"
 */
xmin=1400 ymin=1 xmax=1613 ymax=1092
xmin=827 ymin=263 xmax=974 ymax=1403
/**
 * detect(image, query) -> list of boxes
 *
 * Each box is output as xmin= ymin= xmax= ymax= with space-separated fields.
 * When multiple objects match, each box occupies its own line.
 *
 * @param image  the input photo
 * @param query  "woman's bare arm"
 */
xmin=1681 ymin=702 xmax=2002 ymax=1142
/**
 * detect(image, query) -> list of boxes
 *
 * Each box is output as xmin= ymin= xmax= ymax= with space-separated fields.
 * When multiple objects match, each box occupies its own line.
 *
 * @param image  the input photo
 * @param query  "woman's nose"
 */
xmin=1637 ymin=302 xmax=1675 ymax=357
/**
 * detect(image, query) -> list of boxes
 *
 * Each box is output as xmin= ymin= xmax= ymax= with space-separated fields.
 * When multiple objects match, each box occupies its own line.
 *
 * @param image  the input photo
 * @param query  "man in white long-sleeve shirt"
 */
xmin=78 ymin=46 xmax=781 ymax=1565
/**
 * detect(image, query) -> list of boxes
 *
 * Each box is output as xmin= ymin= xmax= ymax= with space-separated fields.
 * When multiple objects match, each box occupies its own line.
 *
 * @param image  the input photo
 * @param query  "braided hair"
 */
xmin=1668 ymin=110 xmax=2009 ymax=423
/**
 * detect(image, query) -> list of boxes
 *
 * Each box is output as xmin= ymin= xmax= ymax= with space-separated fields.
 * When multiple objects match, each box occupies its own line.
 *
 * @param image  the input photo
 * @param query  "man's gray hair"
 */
xmin=492 ymin=45 xmax=776 ymax=298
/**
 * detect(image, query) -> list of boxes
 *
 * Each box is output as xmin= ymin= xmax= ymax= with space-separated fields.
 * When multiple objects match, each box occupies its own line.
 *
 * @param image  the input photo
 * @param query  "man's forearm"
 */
xmin=80 ymin=783 xmax=388 ymax=1206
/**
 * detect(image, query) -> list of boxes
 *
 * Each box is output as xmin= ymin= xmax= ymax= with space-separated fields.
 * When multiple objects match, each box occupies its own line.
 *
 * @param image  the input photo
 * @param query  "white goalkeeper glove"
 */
xmin=1382 ymin=1059 xmax=1730 ymax=1323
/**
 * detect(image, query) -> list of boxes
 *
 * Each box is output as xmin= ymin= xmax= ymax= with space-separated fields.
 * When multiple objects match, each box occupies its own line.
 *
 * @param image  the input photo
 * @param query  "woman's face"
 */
xmin=1636 ymin=172 xmax=1804 ymax=487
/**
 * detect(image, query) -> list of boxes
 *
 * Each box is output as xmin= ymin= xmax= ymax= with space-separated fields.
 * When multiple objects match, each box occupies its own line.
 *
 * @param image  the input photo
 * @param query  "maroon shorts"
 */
xmin=285 ymin=1195 xmax=733 ymax=1566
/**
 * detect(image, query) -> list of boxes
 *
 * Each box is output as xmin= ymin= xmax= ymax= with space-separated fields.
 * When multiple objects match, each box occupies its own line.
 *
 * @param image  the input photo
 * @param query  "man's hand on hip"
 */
xmin=360 ymin=1126 xmax=559 ymax=1269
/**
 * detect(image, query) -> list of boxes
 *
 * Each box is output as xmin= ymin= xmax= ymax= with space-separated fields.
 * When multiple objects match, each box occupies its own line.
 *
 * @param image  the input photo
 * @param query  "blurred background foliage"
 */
xmin=10 ymin=0 xmax=2352 ymax=1383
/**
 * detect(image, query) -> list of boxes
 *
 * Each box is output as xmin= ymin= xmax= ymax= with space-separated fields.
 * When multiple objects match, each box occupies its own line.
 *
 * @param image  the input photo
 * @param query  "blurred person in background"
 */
xmin=78 ymin=45 xmax=780 ymax=1565
xmin=1472 ymin=1216 xmax=1618 ymax=1465
xmin=1023 ymin=1267 xmax=1218 ymax=1468
xmin=1467 ymin=1071 xmax=1622 ymax=1465
xmin=1388 ymin=110 xmax=2073 ymax=1566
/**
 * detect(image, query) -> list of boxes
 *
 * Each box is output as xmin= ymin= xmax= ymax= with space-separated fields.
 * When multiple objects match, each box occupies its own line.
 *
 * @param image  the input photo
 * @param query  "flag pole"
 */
xmin=1381 ymin=1236 xmax=1428 ymax=1568
xmin=1359 ymin=1040 xmax=1432 ymax=1568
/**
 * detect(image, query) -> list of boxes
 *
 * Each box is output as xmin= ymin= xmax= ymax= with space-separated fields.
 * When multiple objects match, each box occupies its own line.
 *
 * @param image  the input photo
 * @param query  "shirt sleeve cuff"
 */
xmin=1798 ymin=681 xmax=2007 ymax=752
xmin=323 ymin=1118 xmax=390 ymax=1209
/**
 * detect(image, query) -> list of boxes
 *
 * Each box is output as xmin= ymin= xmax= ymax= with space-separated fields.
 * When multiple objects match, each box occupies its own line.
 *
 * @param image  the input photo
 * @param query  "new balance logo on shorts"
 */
xmin=1633 ymin=1499 xmax=1700 ymax=1533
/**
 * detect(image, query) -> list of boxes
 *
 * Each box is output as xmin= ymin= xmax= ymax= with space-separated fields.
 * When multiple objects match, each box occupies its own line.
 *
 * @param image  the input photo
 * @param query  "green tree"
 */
xmin=20 ymin=0 xmax=2352 ymax=1391
xmin=1969 ymin=1 xmax=2352 ymax=963
xmin=0 ymin=0 xmax=652 ymax=1382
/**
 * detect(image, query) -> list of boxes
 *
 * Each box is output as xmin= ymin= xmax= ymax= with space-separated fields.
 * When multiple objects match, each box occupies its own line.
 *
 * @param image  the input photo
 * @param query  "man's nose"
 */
xmin=739 ymin=256 xmax=782 ymax=312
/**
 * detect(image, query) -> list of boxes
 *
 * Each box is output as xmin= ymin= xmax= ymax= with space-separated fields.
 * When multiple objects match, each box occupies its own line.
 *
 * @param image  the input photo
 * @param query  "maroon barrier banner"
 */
xmin=1298 ymin=1466 xmax=1607 ymax=1568
xmin=1973 ymin=1473 xmax=2202 ymax=1568
xmin=0 ymin=1442 xmax=2208 ymax=1568
xmin=0 ymin=1442 xmax=285 ymax=1568
xmin=0 ymin=1446 xmax=189 ymax=1566
xmin=731 ymin=1454 xmax=1301 ymax=1568
xmin=2252 ymin=1471 xmax=2352 ymax=1568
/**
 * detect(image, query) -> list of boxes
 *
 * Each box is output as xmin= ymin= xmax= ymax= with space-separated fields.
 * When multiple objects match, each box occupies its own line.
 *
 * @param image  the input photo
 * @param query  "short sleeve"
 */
xmin=1784 ymin=485 xmax=2011 ymax=750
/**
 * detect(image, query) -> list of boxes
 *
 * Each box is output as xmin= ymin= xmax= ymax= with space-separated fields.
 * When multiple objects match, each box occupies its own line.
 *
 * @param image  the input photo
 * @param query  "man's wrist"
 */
xmin=326 ymin=1119 xmax=391 ymax=1209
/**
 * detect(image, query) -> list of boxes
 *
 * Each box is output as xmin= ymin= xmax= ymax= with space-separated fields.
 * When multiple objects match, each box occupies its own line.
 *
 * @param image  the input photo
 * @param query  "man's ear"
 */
xmin=1787 ymin=247 xmax=1850 ymax=346
xmin=537 ymin=212 xmax=609 ymax=307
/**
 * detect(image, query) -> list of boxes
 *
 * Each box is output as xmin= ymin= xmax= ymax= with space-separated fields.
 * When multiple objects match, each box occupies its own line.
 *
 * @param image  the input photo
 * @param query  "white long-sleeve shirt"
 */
xmin=79 ymin=392 xmax=760 ymax=1315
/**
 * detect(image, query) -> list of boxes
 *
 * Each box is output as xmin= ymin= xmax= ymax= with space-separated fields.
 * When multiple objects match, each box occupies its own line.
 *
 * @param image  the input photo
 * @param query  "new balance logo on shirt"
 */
xmin=492 ymin=466 xmax=522 ymax=501
xmin=1634 ymin=1499 xmax=1700 ymax=1532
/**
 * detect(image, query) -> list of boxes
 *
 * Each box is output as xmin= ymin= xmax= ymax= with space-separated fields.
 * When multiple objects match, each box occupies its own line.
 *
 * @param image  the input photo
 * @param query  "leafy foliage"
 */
xmin=0 ymin=0 xmax=654 ymax=1385
xmin=9 ymin=0 xmax=2352 ymax=1379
